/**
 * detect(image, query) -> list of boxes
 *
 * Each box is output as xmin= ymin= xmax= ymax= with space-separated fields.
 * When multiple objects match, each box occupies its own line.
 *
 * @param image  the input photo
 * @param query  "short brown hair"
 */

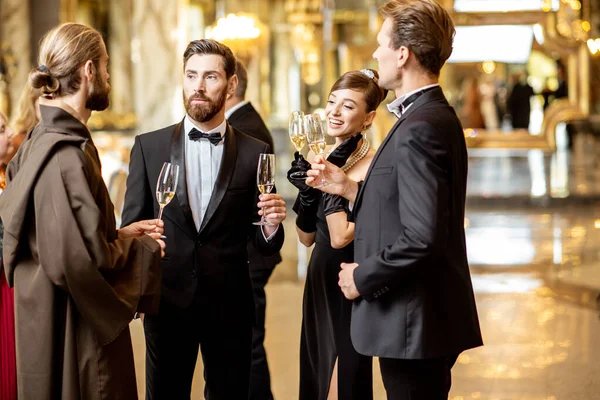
xmin=30 ymin=23 xmax=106 ymax=98
xmin=183 ymin=39 xmax=237 ymax=79
xmin=233 ymin=61 xmax=248 ymax=99
xmin=380 ymin=0 xmax=455 ymax=76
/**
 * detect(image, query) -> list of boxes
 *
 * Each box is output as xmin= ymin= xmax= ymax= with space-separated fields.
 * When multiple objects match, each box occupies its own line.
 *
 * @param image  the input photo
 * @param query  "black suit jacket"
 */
xmin=227 ymin=102 xmax=282 ymax=271
xmin=228 ymin=102 xmax=274 ymax=152
xmin=351 ymin=87 xmax=483 ymax=359
xmin=121 ymin=120 xmax=285 ymax=315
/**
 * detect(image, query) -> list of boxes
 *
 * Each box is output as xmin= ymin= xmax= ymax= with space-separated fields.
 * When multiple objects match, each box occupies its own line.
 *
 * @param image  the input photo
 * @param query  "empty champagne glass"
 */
xmin=253 ymin=153 xmax=276 ymax=227
xmin=305 ymin=113 xmax=328 ymax=186
xmin=156 ymin=162 xmax=179 ymax=221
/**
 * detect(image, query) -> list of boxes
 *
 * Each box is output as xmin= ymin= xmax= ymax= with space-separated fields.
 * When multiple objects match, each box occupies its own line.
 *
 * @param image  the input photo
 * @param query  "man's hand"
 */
xmin=145 ymin=232 xmax=166 ymax=258
xmin=338 ymin=262 xmax=360 ymax=300
xmin=306 ymin=156 xmax=359 ymax=203
xmin=258 ymin=193 xmax=287 ymax=236
xmin=119 ymin=219 xmax=164 ymax=239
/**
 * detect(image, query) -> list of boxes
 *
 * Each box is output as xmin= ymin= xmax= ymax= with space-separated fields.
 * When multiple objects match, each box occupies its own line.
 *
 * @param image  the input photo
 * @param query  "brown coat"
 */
xmin=0 ymin=105 xmax=161 ymax=399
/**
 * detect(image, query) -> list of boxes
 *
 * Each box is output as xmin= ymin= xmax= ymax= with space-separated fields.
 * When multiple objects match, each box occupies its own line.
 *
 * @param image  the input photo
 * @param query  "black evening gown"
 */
xmin=299 ymin=197 xmax=373 ymax=400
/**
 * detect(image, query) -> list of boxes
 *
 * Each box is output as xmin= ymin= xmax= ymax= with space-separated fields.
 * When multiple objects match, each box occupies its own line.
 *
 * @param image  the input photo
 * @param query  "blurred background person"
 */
xmin=480 ymin=76 xmax=499 ymax=130
xmin=6 ymin=85 xmax=41 ymax=164
xmin=0 ymin=110 xmax=17 ymax=400
xmin=508 ymin=72 xmax=534 ymax=130
xmin=459 ymin=77 xmax=485 ymax=129
xmin=225 ymin=60 xmax=282 ymax=400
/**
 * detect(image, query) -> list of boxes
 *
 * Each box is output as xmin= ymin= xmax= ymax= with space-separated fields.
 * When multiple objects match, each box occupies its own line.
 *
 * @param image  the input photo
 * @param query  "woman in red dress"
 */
xmin=0 ymin=109 xmax=17 ymax=400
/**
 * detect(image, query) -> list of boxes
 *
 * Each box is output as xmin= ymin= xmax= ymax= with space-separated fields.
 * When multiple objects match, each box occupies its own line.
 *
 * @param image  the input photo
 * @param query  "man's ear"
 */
xmin=83 ymin=60 xmax=95 ymax=82
xmin=228 ymin=74 xmax=238 ymax=95
xmin=397 ymin=46 xmax=409 ymax=70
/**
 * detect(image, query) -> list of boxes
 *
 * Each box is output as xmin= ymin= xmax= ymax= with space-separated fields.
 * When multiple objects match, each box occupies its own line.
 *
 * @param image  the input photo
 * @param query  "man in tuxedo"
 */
xmin=121 ymin=39 xmax=286 ymax=400
xmin=225 ymin=60 xmax=281 ymax=400
xmin=306 ymin=0 xmax=483 ymax=398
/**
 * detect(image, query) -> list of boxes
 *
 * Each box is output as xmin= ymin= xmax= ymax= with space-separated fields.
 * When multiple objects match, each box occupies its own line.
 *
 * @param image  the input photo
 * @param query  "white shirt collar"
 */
xmin=184 ymin=115 xmax=227 ymax=139
xmin=387 ymin=83 xmax=440 ymax=118
xmin=225 ymin=100 xmax=249 ymax=119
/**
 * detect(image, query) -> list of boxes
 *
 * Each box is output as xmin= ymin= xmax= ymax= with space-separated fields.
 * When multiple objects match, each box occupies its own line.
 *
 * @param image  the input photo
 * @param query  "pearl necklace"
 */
xmin=327 ymin=137 xmax=371 ymax=172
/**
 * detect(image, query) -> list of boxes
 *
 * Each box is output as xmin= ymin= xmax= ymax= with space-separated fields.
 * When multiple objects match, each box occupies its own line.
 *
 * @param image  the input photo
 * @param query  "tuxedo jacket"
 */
xmin=228 ymin=102 xmax=282 ymax=271
xmin=351 ymin=87 xmax=483 ymax=359
xmin=121 ymin=120 xmax=285 ymax=314
xmin=228 ymin=102 xmax=274 ymax=152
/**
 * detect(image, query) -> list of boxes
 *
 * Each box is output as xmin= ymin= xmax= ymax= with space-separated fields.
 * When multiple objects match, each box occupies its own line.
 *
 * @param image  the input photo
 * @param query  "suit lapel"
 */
xmin=170 ymin=120 xmax=197 ymax=233
xmin=354 ymin=87 xmax=446 ymax=212
xmin=199 ymin=123 xmax=237 ymax=234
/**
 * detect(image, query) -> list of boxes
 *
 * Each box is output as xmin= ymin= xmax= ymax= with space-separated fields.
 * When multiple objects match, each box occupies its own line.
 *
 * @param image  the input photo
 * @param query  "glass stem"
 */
xmin=157 ymin=205 xmax=165 ymax=220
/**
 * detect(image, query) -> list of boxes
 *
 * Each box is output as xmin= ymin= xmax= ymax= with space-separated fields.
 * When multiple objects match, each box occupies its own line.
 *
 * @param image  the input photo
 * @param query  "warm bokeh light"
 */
xmin=206 ymin=13 xmax=261 ymax=42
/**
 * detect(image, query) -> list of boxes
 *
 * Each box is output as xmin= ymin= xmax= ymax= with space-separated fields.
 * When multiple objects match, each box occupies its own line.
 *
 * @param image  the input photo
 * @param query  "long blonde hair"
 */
xmin=12 ymin=84 xmax=40 ymax=135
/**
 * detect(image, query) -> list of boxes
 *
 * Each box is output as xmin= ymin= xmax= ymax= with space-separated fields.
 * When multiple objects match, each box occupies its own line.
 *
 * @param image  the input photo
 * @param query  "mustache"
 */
xmin=189 ymin=93 xmax=209 ymax=101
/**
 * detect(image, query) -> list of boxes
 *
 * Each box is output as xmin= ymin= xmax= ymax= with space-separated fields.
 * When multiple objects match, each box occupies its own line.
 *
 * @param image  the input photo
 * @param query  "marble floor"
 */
xmin=130 ymin=138 xmax=600 ymax=399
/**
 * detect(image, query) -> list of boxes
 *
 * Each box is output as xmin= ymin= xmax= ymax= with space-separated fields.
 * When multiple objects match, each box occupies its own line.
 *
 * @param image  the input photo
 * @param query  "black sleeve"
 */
xmin=121 ymin=136 xmax=154 ymax=227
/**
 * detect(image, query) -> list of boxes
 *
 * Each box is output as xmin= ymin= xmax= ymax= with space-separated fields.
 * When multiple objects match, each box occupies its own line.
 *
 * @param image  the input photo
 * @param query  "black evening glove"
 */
xmin=287 ymin=152 xmax=312 ymax=191
xmin=322 ymin=193 xmax=348 ymax=217
xmin=327 ymin=133 xmax=363 ymax=168
xmin=287 ymin=152 xmax=321 ymax=232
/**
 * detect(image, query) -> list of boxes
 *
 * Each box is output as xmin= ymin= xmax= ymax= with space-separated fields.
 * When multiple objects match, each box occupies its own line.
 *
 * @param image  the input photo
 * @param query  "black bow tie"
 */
xmin=399 ymin=86 xmax=438 ymax=114
xmin=188 ymin=128 xmax=222 ymax=146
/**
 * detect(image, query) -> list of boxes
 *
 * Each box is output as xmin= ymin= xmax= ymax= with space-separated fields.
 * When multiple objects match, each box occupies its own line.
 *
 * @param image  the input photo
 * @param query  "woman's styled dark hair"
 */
xmin=329 ymin=69 xmax=388 ymax=113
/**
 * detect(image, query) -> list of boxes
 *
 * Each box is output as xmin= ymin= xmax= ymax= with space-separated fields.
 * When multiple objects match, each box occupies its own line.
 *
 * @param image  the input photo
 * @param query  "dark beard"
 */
xmin=86 ymin=73 xmax=110 ymax=111
xmin=184 ymin=87 xmax=227 ymax=123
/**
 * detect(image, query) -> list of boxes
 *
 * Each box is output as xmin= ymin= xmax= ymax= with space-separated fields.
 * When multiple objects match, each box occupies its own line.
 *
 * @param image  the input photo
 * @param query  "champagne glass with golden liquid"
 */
xmin=156 ymin=162 xmax=179 ymax=221
xmin=253 ymin=153 xmax=276 ymax=226
xmin=305 ymin=113 xmax=327 ymax=155
xmin=289 ymin=110 xmax=307 ymax=153
xmin=305 ymin=113 xmax=328 ymax=186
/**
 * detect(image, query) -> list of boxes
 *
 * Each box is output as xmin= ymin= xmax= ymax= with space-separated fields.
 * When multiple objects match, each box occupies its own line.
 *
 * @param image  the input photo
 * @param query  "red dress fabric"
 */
xmin=0 ymin=267 xmax=17 ymax=400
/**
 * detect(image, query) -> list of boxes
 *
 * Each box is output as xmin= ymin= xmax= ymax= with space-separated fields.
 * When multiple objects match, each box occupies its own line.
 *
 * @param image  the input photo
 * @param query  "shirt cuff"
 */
xmin=261 ymin=225 xmax=279 ymax=241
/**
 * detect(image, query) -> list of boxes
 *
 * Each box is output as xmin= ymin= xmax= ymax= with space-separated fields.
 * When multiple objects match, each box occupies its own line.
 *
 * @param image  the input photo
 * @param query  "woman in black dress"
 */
xmin=288 ymin=69 xmax=387 ymax=399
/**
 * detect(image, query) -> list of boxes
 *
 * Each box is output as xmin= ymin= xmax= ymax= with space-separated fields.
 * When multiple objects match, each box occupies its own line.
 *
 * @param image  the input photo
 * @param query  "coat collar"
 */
xmin=38 ymin=104 xmax=92 ymax=140
xmin=199 ymin=123 xmax=237 ymax=234
xmin=354 ymin=86 xmax=447 ymax=211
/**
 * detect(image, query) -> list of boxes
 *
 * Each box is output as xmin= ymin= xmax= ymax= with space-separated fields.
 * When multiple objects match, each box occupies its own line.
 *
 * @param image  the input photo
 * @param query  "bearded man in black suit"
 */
xmin=122 ymin=39 xmax=286 ymax=400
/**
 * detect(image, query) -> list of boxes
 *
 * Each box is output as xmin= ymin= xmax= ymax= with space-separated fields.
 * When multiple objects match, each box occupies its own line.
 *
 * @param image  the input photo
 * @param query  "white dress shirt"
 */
xmin=224 ymin=100 xmax=249 ymax=119
xmin=184 ymin=114 xmax=278 ymax=239
xmin=387 ymin=83 xmax=440 ymax=118
xmin=184 ymin=115 xmax=226 ymax=230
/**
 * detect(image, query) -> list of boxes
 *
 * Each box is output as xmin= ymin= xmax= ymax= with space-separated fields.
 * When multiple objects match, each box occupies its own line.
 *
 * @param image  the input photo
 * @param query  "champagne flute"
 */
xmin=305 ymin=113 xmax=327 ymax=156
xmin=253 ymin=153 xmax=276 ymax=227
xmin=289 ymin=110 xmax=308 ymax=179
xmin=156 ymin=162 xmax=179 ymax=221
xmin=305 ymin=113 xmax=328 ymax=186
xmin=289 ymin=110 xmax=307 ymax=153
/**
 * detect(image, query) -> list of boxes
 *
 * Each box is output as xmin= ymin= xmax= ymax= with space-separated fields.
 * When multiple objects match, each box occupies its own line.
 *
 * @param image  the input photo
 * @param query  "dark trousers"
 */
xmin=143 ymin=292 xmax=252 ymax=400
xmin=379 ymin=355 xmax=458 ymax=400
xmin=249 ymin=267 xmax=275 ymax=400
